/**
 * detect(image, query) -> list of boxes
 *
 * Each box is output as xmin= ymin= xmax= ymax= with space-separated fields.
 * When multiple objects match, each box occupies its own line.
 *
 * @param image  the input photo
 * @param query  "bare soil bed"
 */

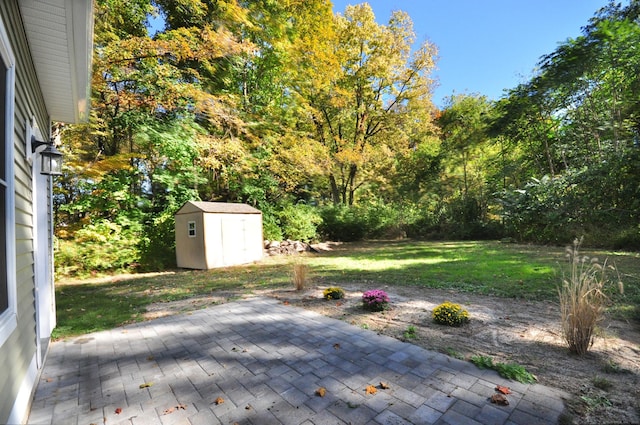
xmin=145 ymin=284 xmax=640 ymax=424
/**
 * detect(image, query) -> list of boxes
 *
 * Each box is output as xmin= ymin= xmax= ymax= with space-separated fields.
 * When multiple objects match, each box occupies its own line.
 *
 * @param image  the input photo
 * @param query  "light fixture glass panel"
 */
xmin=39 ymin=145 xmax=63 ymax=175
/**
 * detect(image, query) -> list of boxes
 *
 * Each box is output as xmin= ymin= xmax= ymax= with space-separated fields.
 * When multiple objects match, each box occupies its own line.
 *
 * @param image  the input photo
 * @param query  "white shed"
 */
xmin=175 ymin=201 xmax=263 ymax=269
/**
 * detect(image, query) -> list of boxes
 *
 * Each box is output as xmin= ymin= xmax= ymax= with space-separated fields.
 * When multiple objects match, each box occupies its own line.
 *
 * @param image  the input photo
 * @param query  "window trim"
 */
xmin=0 ymin=16 xmax=17 ymax=345
xmin=187 ymin=221 xmax=196 ymax=238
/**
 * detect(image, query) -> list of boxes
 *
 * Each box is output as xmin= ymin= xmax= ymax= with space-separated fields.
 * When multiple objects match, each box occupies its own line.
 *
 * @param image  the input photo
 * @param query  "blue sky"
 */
xmin=332 ymin=0 xmax=613 ymax=107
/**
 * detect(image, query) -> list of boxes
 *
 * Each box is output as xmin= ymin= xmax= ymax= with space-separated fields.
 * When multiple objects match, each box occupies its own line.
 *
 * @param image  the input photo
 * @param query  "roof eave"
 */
xmin=19 ymin=0 xmax=94 ymax=124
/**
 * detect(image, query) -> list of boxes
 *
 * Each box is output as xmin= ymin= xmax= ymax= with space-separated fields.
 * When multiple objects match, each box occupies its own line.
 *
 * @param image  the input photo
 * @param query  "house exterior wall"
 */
xmin=0 ymin=1 xmax=53 ymax=423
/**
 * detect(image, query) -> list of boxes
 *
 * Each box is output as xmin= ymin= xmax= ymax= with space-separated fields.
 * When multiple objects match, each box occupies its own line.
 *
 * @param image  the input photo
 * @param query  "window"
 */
xmin=0 ymin=17 xmax=16 ymax=343
xmin=188 ymin=221 xmax=196 ymax=238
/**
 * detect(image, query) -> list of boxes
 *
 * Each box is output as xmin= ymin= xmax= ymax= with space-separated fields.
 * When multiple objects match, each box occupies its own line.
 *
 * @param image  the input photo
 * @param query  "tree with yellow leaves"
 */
xmin=293 ymin=3 xmax=439 ymax=205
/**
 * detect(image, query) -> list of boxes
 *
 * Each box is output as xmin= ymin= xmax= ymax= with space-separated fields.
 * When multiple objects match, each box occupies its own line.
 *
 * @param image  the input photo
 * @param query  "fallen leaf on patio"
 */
xmin=115 ymin=408 xmax=122 ymax=414
xmin=379 ymin=382 xmax=390 ymax=389
xmin=490 ymin=393 xmax=509 ymax=405
xmin=147 ymin=356 xmax=154 ymax=361
xmin=139 ymin=382 xmax=153 ymax=388
xmin=333 ymin=343 xmax=340 ymax=350
xmin=315 ymin=387 xmax=326 ymax=397
xmin=215 ymin=397 xmax=225 ymax=405
xmin=495 ymin=385 xmax=511 ymax=394
xmin=283 ymin=300 xmax=290 ymax=305
xmin=162 ymin=404 xmax=187 ymax=415
xmin=245 ymin=405 xmax=252 ymax=410
xmin=336 ymin=302 xmax=343 ymax=307
xmin=365 ymin=385 xmax=377 ymax=395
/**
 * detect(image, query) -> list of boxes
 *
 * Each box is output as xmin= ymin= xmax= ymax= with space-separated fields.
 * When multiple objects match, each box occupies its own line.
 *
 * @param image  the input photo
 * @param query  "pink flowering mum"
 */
xmin=362 ymin=289 xmax=390 ymax=311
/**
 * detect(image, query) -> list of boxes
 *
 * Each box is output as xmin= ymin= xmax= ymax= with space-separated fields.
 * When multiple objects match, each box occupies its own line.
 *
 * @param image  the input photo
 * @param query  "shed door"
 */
xmin=221 ymin=217 xmax=248 ymax=265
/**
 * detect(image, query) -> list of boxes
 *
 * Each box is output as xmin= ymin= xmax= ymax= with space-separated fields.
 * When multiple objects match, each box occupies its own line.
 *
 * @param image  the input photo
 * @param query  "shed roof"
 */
xmin=176 ymin=201 xmax=262 ymax=215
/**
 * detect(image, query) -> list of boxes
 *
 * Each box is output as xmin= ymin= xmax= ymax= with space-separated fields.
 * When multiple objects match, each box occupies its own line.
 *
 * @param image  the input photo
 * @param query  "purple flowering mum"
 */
xmin=362 ymin=289 xmax=390 ymax=311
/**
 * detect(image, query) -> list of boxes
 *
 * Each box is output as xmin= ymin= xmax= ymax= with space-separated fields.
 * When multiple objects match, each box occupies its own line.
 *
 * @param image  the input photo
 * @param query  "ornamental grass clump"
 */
xmin=432 ymin=301 xmax=470 ymax=327
xmin=362 ymin=289 xmax=390 ymax=311
xmin=292 ymin=260 xmax=309 ymax=291
xmin=323 ymin=286 xmax=345 ymax=300
xmin=559 ymin=238 xmax=623 ymax=355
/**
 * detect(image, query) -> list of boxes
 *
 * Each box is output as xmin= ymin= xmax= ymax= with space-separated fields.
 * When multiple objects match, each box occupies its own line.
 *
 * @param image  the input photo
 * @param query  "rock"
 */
xmin=264 ymin=240 xmax=311 ymax=256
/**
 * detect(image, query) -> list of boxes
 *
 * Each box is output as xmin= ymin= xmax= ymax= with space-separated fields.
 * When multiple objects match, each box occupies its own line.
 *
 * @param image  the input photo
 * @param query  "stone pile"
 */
xmin=264 ymin=239 xmax=311 ymax=256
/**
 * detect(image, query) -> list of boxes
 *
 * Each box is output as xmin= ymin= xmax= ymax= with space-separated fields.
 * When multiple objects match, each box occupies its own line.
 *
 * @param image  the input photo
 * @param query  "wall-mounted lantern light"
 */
xmin=31 ymin=136 xmax=63 ymax=176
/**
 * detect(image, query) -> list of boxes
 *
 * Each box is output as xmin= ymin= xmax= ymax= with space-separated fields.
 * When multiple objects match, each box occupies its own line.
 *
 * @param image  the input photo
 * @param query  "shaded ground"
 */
xmin=143 ymin=284 xmax=640 ymax=425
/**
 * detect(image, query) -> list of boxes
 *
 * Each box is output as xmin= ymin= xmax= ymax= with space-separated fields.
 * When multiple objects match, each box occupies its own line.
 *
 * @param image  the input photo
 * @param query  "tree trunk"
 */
xmin=347 ymin=164 xmax=357 ymax=206
xmin=329 ymin=174 xmax=341 ymax=205
xmin=542 ymin=135 xmax=555 ymax=176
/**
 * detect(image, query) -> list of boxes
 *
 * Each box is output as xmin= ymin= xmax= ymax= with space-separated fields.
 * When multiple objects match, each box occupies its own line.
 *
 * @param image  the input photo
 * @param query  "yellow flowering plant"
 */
xmin=432 ymin=301 xmax=470 ymax=327
xmin=323 ymin=287 xmax=346 ymax=300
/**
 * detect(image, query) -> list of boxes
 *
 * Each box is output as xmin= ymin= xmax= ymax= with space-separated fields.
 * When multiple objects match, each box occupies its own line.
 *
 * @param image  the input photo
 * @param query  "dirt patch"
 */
xmin=145 ymin=283 xmax=640 ymax=424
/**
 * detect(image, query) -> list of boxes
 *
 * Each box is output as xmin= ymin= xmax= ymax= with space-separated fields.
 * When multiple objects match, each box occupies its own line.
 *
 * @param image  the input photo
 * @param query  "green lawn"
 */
xmin=53 ymin=240 xmax=640 ymax=339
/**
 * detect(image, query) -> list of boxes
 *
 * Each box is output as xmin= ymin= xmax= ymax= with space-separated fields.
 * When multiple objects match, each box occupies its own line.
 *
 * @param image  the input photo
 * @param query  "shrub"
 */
xmin=558 ymin=238 xmax=623 ymax=355
xmin=318 ymin=205 xmax=368 ymax=241
xmin=362 ymin=289 xmax=390 ymax=311
xmin=432 ymin=301 xmax=470 ymax=327
xmin=262 ymin=211 xmax=283 ymax=241
xmin=318 ymin=201 xmax=404 ymax=241
xmin=138 ymin=209 xmax=176 ymax=271
xmin=278 ymin=203 xmax=322 ymax=242
xmin=56 ymin=218 xmax=142 ymax=278
xmin=323 ymin=287 xmax=345 ymax=300
xmin=612 ymin=227 xmax=640 ymax=250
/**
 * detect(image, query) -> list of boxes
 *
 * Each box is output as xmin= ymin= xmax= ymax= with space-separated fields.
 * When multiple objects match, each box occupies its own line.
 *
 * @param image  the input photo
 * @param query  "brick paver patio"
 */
xmin=27 ymin=297 xmax=568 ymax=425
